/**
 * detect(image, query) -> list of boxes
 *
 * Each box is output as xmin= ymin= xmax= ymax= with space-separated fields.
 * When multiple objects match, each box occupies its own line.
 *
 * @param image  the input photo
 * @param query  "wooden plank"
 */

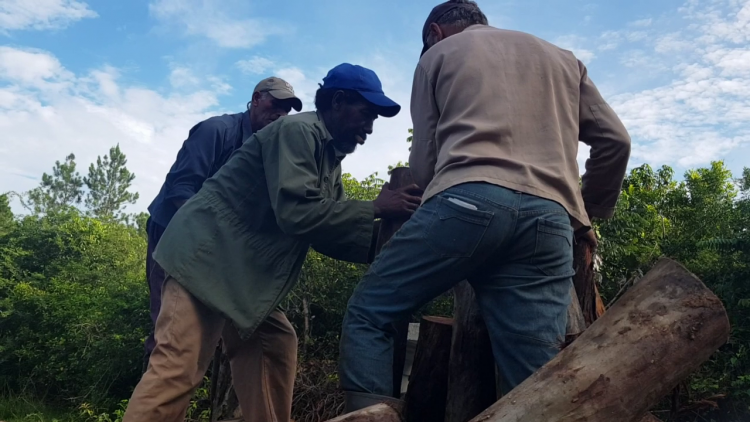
xmin=403 ymin=316 xmax=453 ymax=422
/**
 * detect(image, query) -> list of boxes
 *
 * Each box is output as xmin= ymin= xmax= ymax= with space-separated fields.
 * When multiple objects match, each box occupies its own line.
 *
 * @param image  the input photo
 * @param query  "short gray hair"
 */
xmin=435 ymin=0 xmax=488 ymax=29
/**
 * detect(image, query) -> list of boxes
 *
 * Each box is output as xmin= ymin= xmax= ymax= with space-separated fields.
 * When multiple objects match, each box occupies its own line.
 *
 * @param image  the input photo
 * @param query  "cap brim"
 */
xmin=267 ymin=89 xmax=303 ymax=112
xmin=359 ymin=91 xmax=401 ymax=118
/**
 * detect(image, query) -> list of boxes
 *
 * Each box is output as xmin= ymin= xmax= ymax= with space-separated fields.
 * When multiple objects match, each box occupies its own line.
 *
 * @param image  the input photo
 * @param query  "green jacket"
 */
xmin=153 ymin=111 xmax=376 ymax=339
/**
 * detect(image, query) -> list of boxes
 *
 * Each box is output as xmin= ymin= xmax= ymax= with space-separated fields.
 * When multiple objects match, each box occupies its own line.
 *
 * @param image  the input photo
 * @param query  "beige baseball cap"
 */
xmin=253 ymin=77 xmax=302 ymax=112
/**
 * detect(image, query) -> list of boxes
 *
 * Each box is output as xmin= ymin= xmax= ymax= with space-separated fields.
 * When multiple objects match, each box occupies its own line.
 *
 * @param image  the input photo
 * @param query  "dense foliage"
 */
xmin=596 ymin=162 xmax=750 ymax=404
xmin=1 ymin=145 xmax=749 ymax=420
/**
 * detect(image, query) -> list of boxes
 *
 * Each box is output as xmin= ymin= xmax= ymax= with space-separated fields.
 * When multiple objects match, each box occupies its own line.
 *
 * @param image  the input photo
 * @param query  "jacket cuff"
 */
xmin=585 ymin=202 xmax=616 ymax=220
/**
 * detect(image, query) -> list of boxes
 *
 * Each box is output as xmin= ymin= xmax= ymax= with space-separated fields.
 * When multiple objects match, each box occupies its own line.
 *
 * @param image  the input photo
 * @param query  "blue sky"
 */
xmin=1 ymin=0 xmax=749 ymax=213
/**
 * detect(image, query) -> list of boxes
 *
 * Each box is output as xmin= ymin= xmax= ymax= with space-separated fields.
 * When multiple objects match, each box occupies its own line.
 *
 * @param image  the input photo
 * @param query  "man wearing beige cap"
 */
xmin=141 ymin=76 xmax=302 ymax=419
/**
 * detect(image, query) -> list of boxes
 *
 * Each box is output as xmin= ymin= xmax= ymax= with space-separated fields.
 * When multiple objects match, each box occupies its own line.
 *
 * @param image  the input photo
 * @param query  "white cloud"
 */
xmin=598 ymin=29 xmax=651 ymax=51
xmin=554 ymin=35 xmax=596 ymax=63
xmin=704 ymin=47 xmax=750 ymax=76
xmin=236 ymin=56 xmax=276 ymax=75
xmin=0 ymin=46 xmax=73 ymax=88
xmin=606 ymin=0 xmax=750 ymax=167
xmin=169 ymin=67 xmax=201 ymax=89
xmin=149 ymin=0 xmax=283 ymax=49
xmin=654 ymin=32 xmax=693 ymax=53
xmin=0 ymin=0 xmax=96 ymax=32
xmin=630 ymin=18 xmax=653 ymax=27
xmin=0 ymin=46 xmax=230 ymax=214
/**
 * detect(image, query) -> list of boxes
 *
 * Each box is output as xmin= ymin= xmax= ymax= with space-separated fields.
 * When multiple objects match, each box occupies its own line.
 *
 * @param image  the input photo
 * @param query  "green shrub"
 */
xmin=0 ymin=210 xmax=149 ymax=406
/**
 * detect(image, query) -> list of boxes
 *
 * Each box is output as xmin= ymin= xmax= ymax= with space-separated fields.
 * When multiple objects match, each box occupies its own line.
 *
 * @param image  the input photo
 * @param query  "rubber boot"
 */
xmin=343 ymin=391 xmax=405 ymax=414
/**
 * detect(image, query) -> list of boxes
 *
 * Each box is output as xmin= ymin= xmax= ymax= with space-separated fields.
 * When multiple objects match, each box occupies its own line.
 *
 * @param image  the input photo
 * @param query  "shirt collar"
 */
xmin=464 ymin=24 xmax=486 ymax=32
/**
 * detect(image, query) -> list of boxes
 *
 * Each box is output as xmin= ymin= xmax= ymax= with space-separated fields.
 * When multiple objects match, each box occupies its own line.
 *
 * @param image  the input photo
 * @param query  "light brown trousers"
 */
xmin=123 ymin=278 xmax=298 ymax=422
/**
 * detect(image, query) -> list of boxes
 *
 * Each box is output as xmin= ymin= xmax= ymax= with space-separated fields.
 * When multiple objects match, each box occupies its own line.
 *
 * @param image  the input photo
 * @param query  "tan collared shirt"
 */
xmin=410 ymin=24 xmax=631 ymax=228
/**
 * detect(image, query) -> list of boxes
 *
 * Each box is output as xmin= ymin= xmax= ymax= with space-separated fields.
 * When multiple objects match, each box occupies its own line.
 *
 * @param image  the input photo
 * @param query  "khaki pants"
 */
xmin=124 ymin=278 xmax=298 ymax=422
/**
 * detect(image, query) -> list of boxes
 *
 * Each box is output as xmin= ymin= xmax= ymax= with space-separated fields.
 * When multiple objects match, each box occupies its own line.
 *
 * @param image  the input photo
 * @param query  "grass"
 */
xmin=0 ymin=396 xmax=81 ymax=422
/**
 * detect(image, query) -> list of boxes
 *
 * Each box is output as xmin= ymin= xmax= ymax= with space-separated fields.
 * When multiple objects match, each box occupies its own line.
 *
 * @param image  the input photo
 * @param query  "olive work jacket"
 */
xmin=153 ymin=111 xmax=376 ymax=339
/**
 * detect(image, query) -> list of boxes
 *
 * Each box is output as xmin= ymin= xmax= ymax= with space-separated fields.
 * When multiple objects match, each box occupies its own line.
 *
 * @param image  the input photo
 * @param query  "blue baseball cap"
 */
xmin=321 ymin=63 xmax=401 ymax=118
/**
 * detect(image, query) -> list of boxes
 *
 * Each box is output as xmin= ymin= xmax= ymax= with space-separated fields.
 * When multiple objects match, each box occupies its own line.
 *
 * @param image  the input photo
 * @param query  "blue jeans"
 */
xmin=338 ymin=182 xmax=575 ymax=396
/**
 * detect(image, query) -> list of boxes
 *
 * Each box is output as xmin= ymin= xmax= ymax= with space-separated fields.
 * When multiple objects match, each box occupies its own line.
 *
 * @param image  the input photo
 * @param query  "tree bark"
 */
xmin=373 ymin=167 xmax=415 ymax=397
xmin=572 ymin=240 xmax=605 ymax=326
xmin=467 ymin=258 xmax=730 ymax=422
xmin=324 ymin=403 xmax=402 ymax=422
xmin=404 ymin=316 xmax=454 ymax=422
xmin=444 ymin=282 xmax=497 ymax=422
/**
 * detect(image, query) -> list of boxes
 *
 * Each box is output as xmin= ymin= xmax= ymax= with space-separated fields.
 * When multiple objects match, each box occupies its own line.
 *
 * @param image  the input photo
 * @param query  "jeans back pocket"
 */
xmin=423 ymin=195 xmax=494 ymax=258
xmin=531 ymin=217 xmax=575 ymax=277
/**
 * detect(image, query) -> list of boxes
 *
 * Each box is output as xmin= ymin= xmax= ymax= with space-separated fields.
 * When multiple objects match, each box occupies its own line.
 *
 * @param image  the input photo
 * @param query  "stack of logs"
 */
xmin=327 ymin=168 xmax=731 ymax=422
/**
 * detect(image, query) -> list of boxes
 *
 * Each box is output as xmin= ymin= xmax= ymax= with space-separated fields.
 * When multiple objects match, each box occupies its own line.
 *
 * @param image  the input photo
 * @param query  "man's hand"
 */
xmin=373 ymin=182 xmax=423 ymax=219
xmin=575 ymin=227 xmax=598 ymax=249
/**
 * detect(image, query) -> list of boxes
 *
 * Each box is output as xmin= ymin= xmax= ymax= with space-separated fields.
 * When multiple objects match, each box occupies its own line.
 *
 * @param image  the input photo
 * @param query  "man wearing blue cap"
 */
xmin=122 ymin=63 xmax=421 ymax=422
xmin=338 ymin=0 xmax=631 ymax=413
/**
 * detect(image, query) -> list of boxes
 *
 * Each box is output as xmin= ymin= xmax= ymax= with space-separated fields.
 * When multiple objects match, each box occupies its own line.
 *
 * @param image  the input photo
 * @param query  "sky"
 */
xmin=1 ymin=0 xmax=749 ymax=214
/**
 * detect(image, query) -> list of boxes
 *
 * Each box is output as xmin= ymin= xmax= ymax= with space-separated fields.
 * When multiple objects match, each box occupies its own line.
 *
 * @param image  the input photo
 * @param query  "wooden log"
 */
xmin=444 ymin=282 xmax=497 ymax=422
xmin=570 ymin=243 xmax=661 ymax=421
xmin=373 ymin=167 xmax=415 ymax=397
xmin=404 ymin=316 xmax=454 ymax=422
xmin=324 ymin=403 xmax=402 ymax=422
xmin=467 ymin=258 xmax=730 ymax=422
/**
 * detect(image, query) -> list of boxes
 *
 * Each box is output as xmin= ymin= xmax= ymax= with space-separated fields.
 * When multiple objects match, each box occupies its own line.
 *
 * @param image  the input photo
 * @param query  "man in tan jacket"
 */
xmin=338 ymin=0 xmax=631 ymax=411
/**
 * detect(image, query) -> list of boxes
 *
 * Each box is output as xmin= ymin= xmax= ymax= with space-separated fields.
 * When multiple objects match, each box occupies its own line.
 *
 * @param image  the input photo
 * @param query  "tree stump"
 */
xmin=404 ymin=316 xmax=453 ymax=422
xmin=467 ymin=258 xmax=731 ymax=422
xmin=444 ymin=281 xmax=497 ymax=422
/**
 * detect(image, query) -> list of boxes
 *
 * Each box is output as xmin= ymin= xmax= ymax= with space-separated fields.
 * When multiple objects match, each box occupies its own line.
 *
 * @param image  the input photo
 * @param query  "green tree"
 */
xmin=0 ymin=194 xmax=14 ymax=236
xmin=0 ymin=210 xmax=148 ymax=407
xmin=132 ymin=211 xmax=150 ymax=239
xmin=24 ymin=154 xmax=84 ymax=214
xmin=84 ymin=145 xmax=139 ymax=221
xmin=596 ymin=164 xmax=676 ymax=291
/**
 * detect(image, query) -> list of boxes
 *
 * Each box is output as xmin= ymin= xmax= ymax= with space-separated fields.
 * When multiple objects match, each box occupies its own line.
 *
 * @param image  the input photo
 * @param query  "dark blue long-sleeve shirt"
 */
xmin=148 ymin=110 xmax=253 ymax=229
